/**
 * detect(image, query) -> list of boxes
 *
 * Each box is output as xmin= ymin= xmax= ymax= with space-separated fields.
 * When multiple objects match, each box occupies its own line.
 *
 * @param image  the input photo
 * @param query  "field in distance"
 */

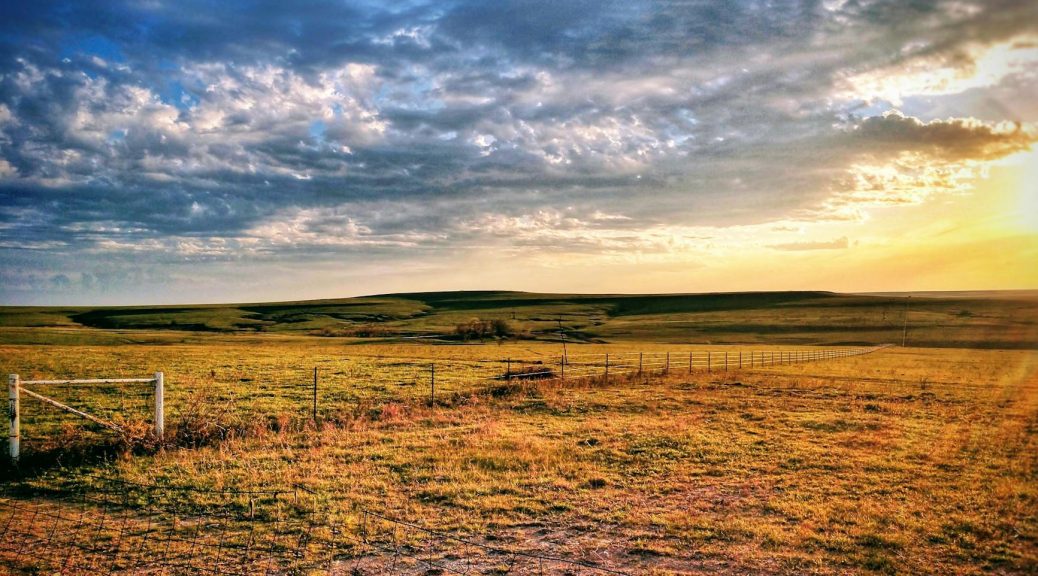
xmin=2 ymin=289 xmax=1037 ymax=348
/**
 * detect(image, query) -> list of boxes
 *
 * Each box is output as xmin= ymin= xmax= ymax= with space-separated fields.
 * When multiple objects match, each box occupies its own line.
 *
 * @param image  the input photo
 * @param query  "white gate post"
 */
xmin=154 ymin=372 xmax=164 ymax=440
xmin=8 ymin=374 xmax=19 ymax=461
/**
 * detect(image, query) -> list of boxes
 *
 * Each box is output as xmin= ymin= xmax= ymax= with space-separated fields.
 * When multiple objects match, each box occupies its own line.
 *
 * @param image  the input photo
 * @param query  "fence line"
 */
xmin=1 ymin=345 xmax=895 ymax=571
xmin=379 ymin=344 xmax=890 ymax=404
xmin=6 ymin=345 xmax=892 ymax=458
xmin=0 ymin=477 xmax=634 ymax=575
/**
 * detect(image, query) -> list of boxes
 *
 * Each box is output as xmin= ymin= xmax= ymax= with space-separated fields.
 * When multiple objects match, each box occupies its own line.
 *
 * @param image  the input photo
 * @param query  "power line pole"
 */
xmin=902 ymin=297 xmax=910 ymax=347
xmin=557 ymin=318 xmax=568 ymax=365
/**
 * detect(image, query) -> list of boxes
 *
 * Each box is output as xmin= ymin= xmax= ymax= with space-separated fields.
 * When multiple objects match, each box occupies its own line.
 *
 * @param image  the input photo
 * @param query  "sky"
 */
xmin=0 ymin=0 xmax=1036 ymax=305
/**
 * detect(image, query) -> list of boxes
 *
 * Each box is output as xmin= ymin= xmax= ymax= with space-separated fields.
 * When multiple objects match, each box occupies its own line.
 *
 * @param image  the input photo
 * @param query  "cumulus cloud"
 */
xmin=850 ymin=111 xmax=1033 ymax=160
xmin=0 ymin=0 xmax=1036 ymax=302
xmin=789 ymin=111 xmax=1038 ymax=220
xmin=0 ymin=58 xmax=384 ymax=187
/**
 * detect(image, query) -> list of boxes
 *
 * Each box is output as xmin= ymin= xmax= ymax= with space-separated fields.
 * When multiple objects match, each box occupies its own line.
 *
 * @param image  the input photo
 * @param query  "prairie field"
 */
xmin=4 ymin=0 xmax=1038 ymax=573
xmin=1 ymin=333 xmax=1036 ymax=574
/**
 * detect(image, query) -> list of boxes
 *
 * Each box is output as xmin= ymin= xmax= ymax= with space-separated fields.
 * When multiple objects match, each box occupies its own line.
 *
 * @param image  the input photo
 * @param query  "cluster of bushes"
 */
xmin=313 ymin=324 xmax=396 ymax=337
xmin=454 ymin=318 xmax=526 ymax=341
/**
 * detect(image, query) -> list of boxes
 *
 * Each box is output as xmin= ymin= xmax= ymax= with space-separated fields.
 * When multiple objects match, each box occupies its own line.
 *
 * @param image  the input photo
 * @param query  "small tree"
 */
xmin=491 ymin=318 xmax=515 ymax=338
xmin=455 ymin=318 xmax=517 ymax=341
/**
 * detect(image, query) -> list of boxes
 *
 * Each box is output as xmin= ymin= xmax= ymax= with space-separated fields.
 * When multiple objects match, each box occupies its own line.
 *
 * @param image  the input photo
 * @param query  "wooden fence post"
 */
xmin=739 ymin=351 xmax=742 ymax=369
xmin=8 ymin=374 xmax=19 ymax=462
xmin=506 ymin=358 xmax=512 ymax=382
xmin=154 ymin=372 xmax=164 ymax=440
xmin=724 ymin=352 xmax=728 ymax=372
xmin=604 ymin=354 xmax=609 ymax=382
xmin=707 ymin=351 xmax=711 ymax=374
xmin=560 ymin=355 xmax=565 ymax=381
xmin=689 ymin=352 xmax=693 ymax=374
xmin=430 ymin=364 xmax=435 ymax=405
xmin=639 ymin=353 xmax=643 ymax=375
xmin=665 ymin=352 xmax=670 ymax=374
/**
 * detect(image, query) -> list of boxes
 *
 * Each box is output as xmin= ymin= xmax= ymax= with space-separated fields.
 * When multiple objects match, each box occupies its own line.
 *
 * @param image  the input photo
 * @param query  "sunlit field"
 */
xmin=2 ymin=339 xmax=1035 ymax=574
xmin=0 ymin=339 xmax=872 ymax=451
xmin=4 ymin=0 xmax=1038 ymax=572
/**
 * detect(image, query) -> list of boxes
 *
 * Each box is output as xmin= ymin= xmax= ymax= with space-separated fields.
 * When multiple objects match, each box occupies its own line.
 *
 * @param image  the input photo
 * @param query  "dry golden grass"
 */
xmin=2 ymin=343 xmax=1035 ymax=574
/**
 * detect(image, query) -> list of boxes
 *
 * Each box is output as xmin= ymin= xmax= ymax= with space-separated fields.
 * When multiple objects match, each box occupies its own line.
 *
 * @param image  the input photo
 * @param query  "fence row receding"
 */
xmin=6 ymin=345 xmax=890 ymax=460
xmin=2 ymin=345 xmax=893 ymax=573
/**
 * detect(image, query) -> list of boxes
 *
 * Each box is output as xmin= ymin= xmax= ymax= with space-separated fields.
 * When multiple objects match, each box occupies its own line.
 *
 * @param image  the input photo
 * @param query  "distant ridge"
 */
xmin=858 ymin=290 xmax=1038 ymax=300
xmin=1 ymin=289 xmax=1035 ymax=349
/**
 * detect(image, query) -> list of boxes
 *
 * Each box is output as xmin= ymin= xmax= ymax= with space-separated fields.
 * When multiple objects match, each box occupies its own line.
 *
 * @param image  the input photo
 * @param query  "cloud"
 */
xmin=788 ymin=111 xmax=1038 ymax=220
xmin=850 ymin=110 xmax=1033 ymax=160
xmin=1 ymin=1 xmax=1037 ymax=302
xmin=838 ymin=35 xmax=1038 ymax=105
xmin=769 ymin=237 xmax=850 ymax=251
xmin=245 ymin=205 xmax=443 ymax=251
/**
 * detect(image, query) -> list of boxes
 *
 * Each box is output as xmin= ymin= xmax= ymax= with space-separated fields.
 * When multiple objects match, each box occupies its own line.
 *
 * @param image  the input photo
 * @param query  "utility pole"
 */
xmin=557 ymin=318 xmax=568 ymax=365
xmin=902 ymin=297 xmax=910 ymax=347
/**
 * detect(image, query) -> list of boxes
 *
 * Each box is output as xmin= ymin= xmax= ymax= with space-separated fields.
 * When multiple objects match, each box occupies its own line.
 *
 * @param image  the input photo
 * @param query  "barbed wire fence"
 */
xmin=0 ymin=475 xmax=634 ymax=575
xmin=1 ymin=344 xmax=899 ymax=573
xmin=7 ymin=345 xmax=894 ymax=460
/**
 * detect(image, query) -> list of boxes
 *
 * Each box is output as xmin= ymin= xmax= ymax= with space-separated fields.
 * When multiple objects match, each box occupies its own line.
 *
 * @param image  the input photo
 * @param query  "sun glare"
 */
xmin=1015 ymin=148 xmax=1038 ymax=232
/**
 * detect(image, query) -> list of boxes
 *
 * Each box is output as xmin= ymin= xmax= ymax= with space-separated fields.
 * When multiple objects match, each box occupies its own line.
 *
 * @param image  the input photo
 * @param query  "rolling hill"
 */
xmin=1 ymin=290 xmax=1036 ymax=348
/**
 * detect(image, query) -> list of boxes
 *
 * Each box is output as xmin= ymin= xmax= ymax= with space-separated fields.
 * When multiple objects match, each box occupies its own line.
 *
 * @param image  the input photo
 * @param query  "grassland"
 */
xmin=2 ymin=289 xmax=1037 ymax=348
xmin=0 ymin=290 xmax=1036 ymax=574
xmin=1 ymin=340 xmax=1036 ymax=574
xmin=0 ymin=340 xmax=865 ymax=454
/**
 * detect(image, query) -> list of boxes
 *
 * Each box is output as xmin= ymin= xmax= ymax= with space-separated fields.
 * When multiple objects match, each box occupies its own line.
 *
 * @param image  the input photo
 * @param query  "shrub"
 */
xmin=313 ymin=324 xmax=396 ymax=337
xmin=454 ymin=318 xmax=521 ymax=341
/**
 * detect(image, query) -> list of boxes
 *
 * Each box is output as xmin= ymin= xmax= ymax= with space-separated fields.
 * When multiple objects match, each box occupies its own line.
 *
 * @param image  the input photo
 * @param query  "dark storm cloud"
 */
xmin=0 ymin=0 xmax=1036 ymax=302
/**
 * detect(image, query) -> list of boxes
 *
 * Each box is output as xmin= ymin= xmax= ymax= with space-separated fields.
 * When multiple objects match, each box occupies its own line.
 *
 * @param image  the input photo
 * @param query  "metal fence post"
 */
xmin=154 ymin=372 xmax=164 ymax=440
xmin=430 ymin=364 xmax=435 ymax=405
xmin=8 ymin=374 xmax=19 ymax=462
xmin=312 ymin=367 xmax=318 ymax=422
xmin=560 ymin=355 xmax=565 ymax=381
xmin=665 ymin=352 xmax=670 ymax=374
xmin=707 ymin=351 xmax=711 ymax=374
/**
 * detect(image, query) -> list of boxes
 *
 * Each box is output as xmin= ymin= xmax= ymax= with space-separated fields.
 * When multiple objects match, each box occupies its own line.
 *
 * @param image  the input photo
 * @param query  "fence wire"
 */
xmin=0 ymin=477 xmax=633 ymax=575
xmin=9 ymin=345 xmax=892 ymax=457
